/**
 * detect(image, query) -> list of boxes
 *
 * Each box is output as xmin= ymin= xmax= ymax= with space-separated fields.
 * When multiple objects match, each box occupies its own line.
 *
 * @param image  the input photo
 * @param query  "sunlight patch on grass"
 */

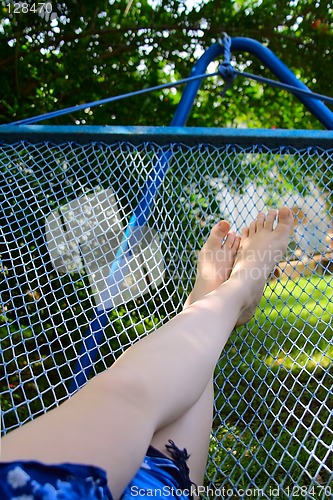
xmin=246 ymin=274 xmax=333 ymax=373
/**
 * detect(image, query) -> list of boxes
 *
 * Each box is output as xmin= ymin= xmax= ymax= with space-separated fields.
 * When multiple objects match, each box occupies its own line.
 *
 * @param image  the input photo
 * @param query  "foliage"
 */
xmin=0 ymin=0 xmax=332 ymax=128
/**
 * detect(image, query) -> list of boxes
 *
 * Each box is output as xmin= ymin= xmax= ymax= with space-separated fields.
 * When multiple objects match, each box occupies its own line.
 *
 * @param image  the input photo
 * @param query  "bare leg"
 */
xmin=151 ymin=222 xmax=241 ymax=485
xmin=151 ymin=209 xmax=291 ymax=484
xmin=1 ymin=208 xmax=294 ymax=499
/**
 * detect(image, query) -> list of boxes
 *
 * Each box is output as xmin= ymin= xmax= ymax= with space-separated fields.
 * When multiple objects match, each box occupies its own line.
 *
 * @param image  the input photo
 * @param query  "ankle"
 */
xmin=219 ymin=274 xmax=252 ymax=306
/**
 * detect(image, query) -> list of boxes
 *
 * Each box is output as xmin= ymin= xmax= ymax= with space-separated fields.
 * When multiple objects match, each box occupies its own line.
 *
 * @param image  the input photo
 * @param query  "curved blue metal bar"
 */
xmin=171 ymin=42 xmax=224 ymax=126
xmin=171 ymin=37 xmax=333 ymax=129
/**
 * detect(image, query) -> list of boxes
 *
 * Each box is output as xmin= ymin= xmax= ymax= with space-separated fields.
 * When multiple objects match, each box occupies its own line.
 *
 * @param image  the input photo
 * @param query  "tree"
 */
xmin=0 ymin=0 xmax=332 ymax=129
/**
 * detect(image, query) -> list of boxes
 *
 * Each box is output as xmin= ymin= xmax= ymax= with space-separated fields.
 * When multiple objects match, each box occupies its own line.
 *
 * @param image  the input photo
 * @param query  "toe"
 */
xmin=278 ymin=206 xmax=294 ymax=226
xmin=217 ymin=220 xmax=231 ymax=236
xmin=249 ymin=219 xmax=257 ymax=236
xmin=205 ymin=220 xmax=230 ymax=250
xmin=224 ymin=231 xmax=236 ymax=249
xmin=233 ymin=235 xmax=241 ymax=252
xmin=277 ymin=206 xmax=294 ymax=231
xmin=256 ymin=213 xmax=266 ymax=231
xmin=265 ymin=209 xmax=277 ymax=231
xmin=241 ymin=227 xmax=249 ymax=239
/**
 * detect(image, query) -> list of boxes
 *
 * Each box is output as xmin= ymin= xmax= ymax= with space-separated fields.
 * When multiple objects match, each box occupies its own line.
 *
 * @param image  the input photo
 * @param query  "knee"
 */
xmin=88 ymin=364 xmax=153 ymax=414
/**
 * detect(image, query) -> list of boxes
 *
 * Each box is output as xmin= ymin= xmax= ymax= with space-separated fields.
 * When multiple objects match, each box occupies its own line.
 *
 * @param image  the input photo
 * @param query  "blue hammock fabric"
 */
xmin=0 ymin=442 xmax=194 ymax=499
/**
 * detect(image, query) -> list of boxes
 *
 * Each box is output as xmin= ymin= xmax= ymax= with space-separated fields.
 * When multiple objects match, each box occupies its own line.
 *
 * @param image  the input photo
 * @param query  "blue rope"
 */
xmin=221 ymin=32 xmax=232 ymax=65
xmin=218 ymin=64 xmax=333 ymax=105
xmin=218 ymin=33 xmax=236 ymax=96
xmin=5 ymin=71 xmax=219 ymax=126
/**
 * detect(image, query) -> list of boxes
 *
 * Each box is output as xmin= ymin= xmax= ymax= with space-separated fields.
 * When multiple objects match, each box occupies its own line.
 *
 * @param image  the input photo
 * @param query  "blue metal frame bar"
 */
xmin=1 ymin=125 xmax=332 ymax=148
xmin=171 ymin=37 xmax=333 ymax=129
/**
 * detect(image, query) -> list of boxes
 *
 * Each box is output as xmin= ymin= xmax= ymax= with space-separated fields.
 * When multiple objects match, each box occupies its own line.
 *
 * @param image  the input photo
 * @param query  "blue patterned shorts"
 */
xmin=0 ymin=441 xmax=194 ymax=499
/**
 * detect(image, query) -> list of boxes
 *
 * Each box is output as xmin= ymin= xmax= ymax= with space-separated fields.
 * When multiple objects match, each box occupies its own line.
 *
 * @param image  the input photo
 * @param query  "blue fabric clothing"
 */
xmin=0 ymin=441 xmax=194 ymax=499
xmin=0 ymin=461 xmax=111 ymax=499
xmin=122 ymin=442 xmax=194 ymax=499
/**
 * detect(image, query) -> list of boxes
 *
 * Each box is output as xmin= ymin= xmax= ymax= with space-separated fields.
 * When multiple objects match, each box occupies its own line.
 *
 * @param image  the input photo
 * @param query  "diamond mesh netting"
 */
xmin=0 ymin=128 xmax=332 ymax=498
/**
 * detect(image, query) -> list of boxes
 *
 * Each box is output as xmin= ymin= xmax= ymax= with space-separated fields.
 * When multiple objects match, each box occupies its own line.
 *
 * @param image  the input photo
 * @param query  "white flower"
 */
xmin=7 ymin=467 xmax=31 ymax=489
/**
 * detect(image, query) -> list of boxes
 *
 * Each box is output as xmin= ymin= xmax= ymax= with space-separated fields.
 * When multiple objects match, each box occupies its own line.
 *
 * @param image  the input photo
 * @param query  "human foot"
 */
xmin=230 ymin=206 xmax=294 ymax=325
xmin=185 ymin=220 xmax=241 ymax=306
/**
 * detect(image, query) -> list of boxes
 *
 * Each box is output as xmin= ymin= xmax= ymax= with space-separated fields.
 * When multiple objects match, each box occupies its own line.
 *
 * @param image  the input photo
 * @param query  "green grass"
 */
xmin=206 ymin=273 xmax=333 ymax=498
